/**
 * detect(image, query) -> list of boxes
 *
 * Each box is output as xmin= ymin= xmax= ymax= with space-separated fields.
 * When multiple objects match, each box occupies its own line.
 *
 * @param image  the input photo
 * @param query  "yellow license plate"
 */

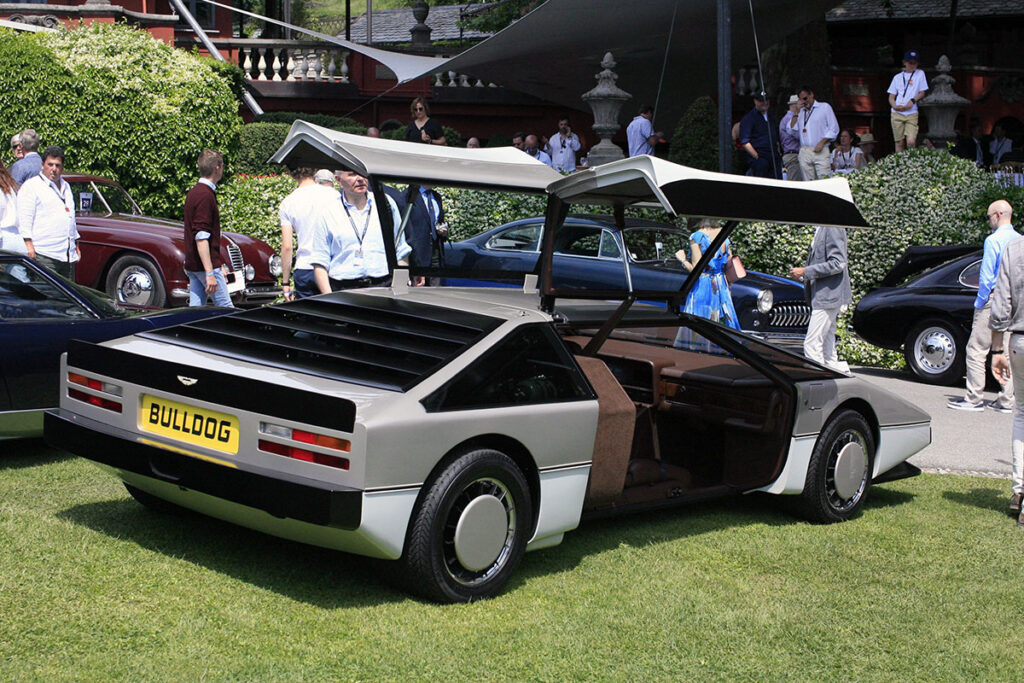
xmin=139 ymin=395 xmax=239 ymax=454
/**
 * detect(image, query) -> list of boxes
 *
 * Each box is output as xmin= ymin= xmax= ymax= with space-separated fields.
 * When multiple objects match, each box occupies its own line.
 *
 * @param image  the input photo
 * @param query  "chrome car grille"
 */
xmin=768 ymin=301 xmax=811 ymax=328
xmin=225 ymin=242 xmax=245 ymax=271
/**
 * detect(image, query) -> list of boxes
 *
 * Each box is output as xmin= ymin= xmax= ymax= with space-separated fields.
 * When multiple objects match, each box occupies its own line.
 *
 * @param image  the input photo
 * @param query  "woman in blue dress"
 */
xmin=675 ymin=220 xmax=739 ymax=329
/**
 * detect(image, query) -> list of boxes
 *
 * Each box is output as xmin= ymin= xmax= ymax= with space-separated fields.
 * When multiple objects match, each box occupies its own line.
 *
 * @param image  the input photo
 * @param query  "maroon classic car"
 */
xmin=66 ymin=175 xmax=282 ymax=308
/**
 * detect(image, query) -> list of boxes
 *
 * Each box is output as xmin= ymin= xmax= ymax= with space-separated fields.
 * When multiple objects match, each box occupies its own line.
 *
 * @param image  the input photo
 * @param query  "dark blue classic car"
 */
xmin=440 ymin=216 xmax=809 ymax=346
xmin=853 ymin=245 xmax=981 ymax=385
xmin=0 ymin=251 xmax=232 ymax=439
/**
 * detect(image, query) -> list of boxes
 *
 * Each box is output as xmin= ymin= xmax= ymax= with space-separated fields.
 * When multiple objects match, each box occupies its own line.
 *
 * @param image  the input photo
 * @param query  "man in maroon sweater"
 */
xmin=184 ymin=149 xmax=233 ymax=307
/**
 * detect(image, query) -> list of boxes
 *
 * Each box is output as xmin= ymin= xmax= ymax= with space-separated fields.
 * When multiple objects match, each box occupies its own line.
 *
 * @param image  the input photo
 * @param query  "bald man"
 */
xmin=949 ymin=199 xmax=1019 ymax=413
xmin=989 ymin=201 xmax=1024 ymax=521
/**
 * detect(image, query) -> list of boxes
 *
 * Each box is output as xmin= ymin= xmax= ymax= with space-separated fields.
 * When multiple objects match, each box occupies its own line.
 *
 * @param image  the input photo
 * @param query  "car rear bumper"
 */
xmin=44 ymin=408 xmax=362 ymax=529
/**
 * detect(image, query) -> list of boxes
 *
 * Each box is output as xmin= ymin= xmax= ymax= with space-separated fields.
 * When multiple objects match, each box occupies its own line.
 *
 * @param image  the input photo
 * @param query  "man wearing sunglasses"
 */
xmin=545 ymin=116 xmax=581 ymax=173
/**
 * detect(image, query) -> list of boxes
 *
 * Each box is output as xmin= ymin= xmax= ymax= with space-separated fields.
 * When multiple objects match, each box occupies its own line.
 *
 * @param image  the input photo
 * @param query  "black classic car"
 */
xmin=0 ymin=251 xmax=231 ymax=439
xmin=441 ymin=216 xmax=809 ymax=348
xmin=852 ymin=245 xmax=981 ymax=385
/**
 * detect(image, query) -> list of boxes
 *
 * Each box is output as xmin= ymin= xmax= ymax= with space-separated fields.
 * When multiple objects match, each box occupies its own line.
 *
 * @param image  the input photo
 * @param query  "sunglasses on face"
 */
xmin=414 ymin=106 xmax=425 ymax=111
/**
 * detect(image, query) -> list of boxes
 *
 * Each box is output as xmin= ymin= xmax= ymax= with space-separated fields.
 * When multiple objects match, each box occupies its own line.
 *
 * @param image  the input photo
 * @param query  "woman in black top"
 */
xmin=405 ymin=97 xmax=446 ymax=145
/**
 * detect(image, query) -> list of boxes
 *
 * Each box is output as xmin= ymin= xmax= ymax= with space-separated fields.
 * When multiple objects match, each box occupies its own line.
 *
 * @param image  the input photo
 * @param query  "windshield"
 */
xmin=68 ymin=179 xmax=141 ymax=216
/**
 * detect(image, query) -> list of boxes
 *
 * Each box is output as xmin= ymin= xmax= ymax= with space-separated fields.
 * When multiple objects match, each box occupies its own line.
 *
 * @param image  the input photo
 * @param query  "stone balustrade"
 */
xmin=433 ymin=70 xmax=498 ymax=88
xmin=205 ymin=39 xmax=351 ymax=83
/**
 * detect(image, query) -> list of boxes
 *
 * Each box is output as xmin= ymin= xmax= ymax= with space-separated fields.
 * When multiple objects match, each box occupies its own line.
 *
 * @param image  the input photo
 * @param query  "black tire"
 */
xmin=795 ymin=409 xmax=874 ymax=523
xmin=400 ymin=448 xmax=532 ymax=603
xmin=124 ymin=483 xmax=188 ymax=515
xmin=105 ymin=254 xmax=167 ymax=308
xmin=902 ymin=318 xmax=964 ymax=385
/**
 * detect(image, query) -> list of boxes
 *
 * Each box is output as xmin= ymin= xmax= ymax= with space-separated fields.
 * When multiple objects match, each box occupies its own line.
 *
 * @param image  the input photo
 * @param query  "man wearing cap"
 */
xmin=738 ymin=93 xmax=781 ymax=179
xmin=790 ymin=85 xmax=839 ymax=181
xmin=779 ymin=94 xmax=803 ymax=181
xmin=887 ymin=50 xmax=929 ymax=151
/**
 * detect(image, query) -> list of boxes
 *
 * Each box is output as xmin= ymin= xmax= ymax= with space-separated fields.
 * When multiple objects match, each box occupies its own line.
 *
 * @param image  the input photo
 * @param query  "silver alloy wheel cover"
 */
xmin=116 ymin=265 xmax=154 ymax=305
xmin=454 ymin=494 xmax=509 ymax=572
xmin=833 ymin=440 xmax=868 ymax=500
xmin=445 ymin=476 xmax=517 ymax=586
xmin=914 ymin=326 xmax=956 ymax=374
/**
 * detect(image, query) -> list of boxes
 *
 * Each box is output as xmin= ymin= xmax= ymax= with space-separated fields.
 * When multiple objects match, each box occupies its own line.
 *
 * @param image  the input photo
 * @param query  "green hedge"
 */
xmin=253 ymin=112 xmax=366 ymax=133
xmin=235 ymin=123 xmax=292 ymax=175
xmin=0 ymin=23 xmax=242 ymax=219
xmin=219 ymin=173 xmax=296 ymax=250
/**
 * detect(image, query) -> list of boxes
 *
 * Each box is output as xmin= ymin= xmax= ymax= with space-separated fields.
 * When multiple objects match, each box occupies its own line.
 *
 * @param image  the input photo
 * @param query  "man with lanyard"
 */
xmin=779 ymin=94 xmax=803 ymax=181
xmin=546 ymin=115 xmax=581 ymax=173
xmin=948 ymin=200 xmax=1018 ymax=413
xmin=311 ymin=170 xmax=411 ymax=292
xmin=790 ymin=85 xmax=839 ymax=181
xmin=404 ymin=183 xmax=446 ymax=286
xmin=738 ymin=92 xmax=781 ymax=179
xmin=887 ymin=50 xmax=929 ymax=151
xmin=17 ymin=145 xmax=79 ymax=279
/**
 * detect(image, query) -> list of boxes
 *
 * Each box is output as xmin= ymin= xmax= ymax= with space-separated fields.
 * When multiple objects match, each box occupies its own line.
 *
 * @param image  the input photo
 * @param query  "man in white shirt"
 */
xmin=545 ymin=115 xmax=581 ymax=172
xmin=17 ymin=146 xmax=79 ymax=279
xmin=790 ymin=86 xmax=839 ymax=181
xmin=887 ymin=50 xmax=929 ymax=151
xmin=626 ymin=105 xmax=663 ymax=157
xmin=279 ymin=167 xmax=340 ymax=300
xmin=311 ymin=171 xmax=411 ymax=292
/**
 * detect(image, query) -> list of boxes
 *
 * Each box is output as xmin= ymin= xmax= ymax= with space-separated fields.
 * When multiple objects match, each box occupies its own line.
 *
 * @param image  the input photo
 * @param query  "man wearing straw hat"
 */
xmin=779 ymin=94 xmax=803 ymax=181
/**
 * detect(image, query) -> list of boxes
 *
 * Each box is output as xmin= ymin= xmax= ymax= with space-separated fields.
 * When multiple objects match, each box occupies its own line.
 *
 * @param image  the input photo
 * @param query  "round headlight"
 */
xmin=756 ymin=288 xmax=773 ymax=314
xmin=269 ymin=254 xmax=283 ymax=277
xmin=244 ymin=264 xmax=255 ymax=281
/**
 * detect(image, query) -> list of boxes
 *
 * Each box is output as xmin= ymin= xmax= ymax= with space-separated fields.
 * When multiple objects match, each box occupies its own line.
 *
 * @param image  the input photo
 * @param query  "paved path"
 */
xmin=852 ymin=366 xmax=1013 ymax=479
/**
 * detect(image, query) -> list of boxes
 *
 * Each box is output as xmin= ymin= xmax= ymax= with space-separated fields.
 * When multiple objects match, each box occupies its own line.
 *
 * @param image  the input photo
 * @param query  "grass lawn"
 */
xmin=2 ymin=439 xmax=1023 ymax=680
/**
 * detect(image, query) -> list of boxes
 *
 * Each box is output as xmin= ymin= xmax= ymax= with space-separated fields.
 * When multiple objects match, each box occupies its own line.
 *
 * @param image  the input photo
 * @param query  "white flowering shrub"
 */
xmin=0 ymin=23 xmax=242 ymax=218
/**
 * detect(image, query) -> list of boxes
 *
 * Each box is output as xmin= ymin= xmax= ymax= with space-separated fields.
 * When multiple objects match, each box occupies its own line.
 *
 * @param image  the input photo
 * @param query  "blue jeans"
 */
xmin=186 ymin=269 xmax=233 ymax=307
xmin=293 ymin=268 xmax=318 ymax=298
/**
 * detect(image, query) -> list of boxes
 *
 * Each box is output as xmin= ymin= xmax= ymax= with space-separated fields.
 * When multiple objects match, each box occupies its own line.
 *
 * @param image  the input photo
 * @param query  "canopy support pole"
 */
xmin=717 ymin=0 xmax=732 ymax=173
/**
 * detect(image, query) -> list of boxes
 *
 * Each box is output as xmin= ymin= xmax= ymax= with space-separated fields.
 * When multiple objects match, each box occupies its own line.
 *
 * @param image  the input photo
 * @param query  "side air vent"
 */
xmin=140 ymin=292 xmax=503 ymax=392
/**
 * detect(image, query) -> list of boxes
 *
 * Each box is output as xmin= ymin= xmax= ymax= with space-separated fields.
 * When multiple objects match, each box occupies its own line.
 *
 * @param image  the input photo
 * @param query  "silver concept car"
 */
xmin=46 ymin=125 xmax=930 ymax=602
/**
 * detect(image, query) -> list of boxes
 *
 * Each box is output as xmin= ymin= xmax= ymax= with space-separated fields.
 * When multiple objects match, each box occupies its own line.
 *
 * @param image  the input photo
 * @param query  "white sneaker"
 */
xmin=947 ymin=398 xmax=984 ymax=412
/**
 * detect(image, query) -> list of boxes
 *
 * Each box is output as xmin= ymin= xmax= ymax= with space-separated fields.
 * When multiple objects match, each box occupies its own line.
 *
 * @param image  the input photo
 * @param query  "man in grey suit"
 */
xmin=789 ymin=226 xmax=852 ymax=371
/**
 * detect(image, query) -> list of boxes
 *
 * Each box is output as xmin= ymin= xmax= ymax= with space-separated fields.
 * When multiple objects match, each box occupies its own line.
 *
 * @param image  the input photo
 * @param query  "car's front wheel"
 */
xmin=794 ymin=409 xmax=874 ymax=523
xmin=105 ymin=254 xmax=167 ymax=308
xmin=400 ymin=448 xmax=532 ymax=603
xmin=903 ymin=318 xmax=964 ymax=385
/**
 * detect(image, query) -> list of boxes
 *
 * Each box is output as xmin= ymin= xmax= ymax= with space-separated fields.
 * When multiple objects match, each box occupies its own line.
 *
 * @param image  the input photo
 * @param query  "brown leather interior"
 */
xmin=575 ymin=355 xmax=636 ymax=507
xmin=566 ymin=329 xmax=793 ymax=511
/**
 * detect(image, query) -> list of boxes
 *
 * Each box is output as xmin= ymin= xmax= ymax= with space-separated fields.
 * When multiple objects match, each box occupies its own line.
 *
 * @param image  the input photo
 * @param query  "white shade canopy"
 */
xmin=270 ymin=120 xmax=565 ymax=192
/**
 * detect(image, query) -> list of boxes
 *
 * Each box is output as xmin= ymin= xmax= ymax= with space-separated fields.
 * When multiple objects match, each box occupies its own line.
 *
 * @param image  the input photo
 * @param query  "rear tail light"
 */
xmin=258 ymin=422 xmax=350 ymax=470
xmin=67 ymin=372 xmax=123 ymax=413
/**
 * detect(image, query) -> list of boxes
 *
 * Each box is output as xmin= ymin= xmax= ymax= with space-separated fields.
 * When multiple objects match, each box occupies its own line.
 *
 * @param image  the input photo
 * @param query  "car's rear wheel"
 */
xmin=105 ymin=254 xmax=167 ymax=308
xmin=903 ymin=318 xmax=964 ymax=385
xmin=400 ymin=448 xmax=532 ymax=603
xmin=794 ymin=409 xmax=874 ymax=523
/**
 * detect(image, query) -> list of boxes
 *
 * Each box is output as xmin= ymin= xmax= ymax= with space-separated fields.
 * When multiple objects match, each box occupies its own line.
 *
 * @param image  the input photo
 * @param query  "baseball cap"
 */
xmin=904 ymin=49 xmax=920 ymax=62
xmin=753 ymin=92 xmax=769 ymax=102
xmin=314 ymin=169 xmax=335 ymax=184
